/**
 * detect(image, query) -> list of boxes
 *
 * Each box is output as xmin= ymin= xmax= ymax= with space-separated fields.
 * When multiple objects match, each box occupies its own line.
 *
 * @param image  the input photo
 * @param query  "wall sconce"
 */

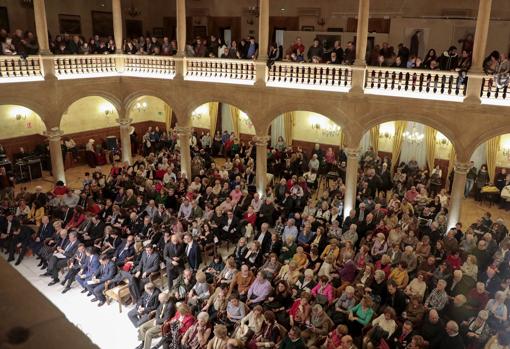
xmin=435 ymin=136 xmax=450 ymax=149
xmin=403 ymin=126 xmax=424 ymax=144
xmin=135 ymin=102 xmax=147 ymax=112
xmin=317 ymin=17 xmax=326 ymax=26
xmin=191 ymin=111 xmax=202 ymax=121
xmin=312 ymin=123 xmax=321 ymax=131
xmin=380 ymin=131 xmax=393 ymax=140
xmin=502 ymin=147 xmax=510 ymax=157
xmin=99 ymin=103 xmax=115 ymax=116
xmin=240 ymin=112 xmax=254 ymax=128
xmin=11 ymin=106 xmax=30 ymax=121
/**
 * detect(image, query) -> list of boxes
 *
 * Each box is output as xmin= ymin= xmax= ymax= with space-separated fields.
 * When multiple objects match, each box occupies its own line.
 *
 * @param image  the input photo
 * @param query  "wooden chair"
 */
xmin=104 ymin=278 xmax=131 ymax=313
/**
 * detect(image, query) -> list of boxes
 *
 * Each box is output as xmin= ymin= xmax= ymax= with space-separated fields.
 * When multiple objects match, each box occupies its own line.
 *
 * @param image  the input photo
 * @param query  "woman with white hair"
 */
xmin=486 ymin=291 xmax=508 ymax=330
xmin=181 ymin=311 xmax=211 ymax=349
xmin=460 ymin=310 xmax=492 ymax=349
xmin=329 ymin=285 xmax=357 ymax=325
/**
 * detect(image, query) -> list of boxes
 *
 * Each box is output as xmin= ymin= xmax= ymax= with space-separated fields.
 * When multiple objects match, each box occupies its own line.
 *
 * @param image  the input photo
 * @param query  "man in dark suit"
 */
xmin=219 ymin=210 xmax=240 ymax=240
xmin=254 ymin=223 xmax=272 ymax=255
xmin=164 ymin=234 xmax=184 ymax=289
xmin=87 ymin=254 xmax=116 ymax=307
xmin=31 ymin=216 xmax=55 ymax=258
xmin=60 ymin=243 xmax=87 ymax=291
xmin=128 ymin=282 xmax=161 ymax=327
xmin=44 ymin=231 xmax=79 ymax=285
xmin=7 ymin=224 xmax=33 ymax=265
xmin=136 ymin=293 xmax=176 ymax=349
xmin=183 ymin=233 xmax=201 ymax=272
xmin=112 ymin=234 xmax=136 ymax=267
xmin=393 ymin=320 xmax=416 ymax=349
xmin=134 ymin=216 xmax=153 ymax=239
xmin=342 ymin=209 xmax=358 ymax=232
xmin=81 ymin=215 xmax=104 ymax=247
xmin=130 ymin=244 xmax=160 ymax=301
xmin=0 ymin=212 xmax=19 ymax=252
xmin=67 ymin=246 xmax=99 ymax=293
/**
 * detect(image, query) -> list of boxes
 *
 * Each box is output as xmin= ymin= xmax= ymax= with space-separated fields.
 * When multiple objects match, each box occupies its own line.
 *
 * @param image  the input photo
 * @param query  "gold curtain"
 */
xmin=370 ymin=125 xmax=380 ymax=154
xmin=486 ymin=136 xmax=501 ymax=182
xmin=209 ymin=102 xmax=219 ymax=136
xmin=447 ymin=146 xmax=456 ymax=186
xmin=425 ymin=126 xmax=437 ymax=171
xmin=340 ymin=129 xmax=345 ymax=148
xmin=229 ymin=105 xmax=240 ymax=139
xmin=391 ymin=121 xmax=407 ymax=169
xmin=283 ymin=112 xmax=294 ymax=146
xmin=164 ymin=104 xmax=173 ymax=133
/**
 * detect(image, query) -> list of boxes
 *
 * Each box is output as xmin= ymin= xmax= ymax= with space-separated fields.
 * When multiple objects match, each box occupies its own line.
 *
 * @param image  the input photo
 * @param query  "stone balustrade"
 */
xmin=53 ymin=54 xmax=117 ymax=79
xmin=185 ymin=57 xmax=255 ymax=84
xmin=0 ymin=56 xmax=43 ymax=82
xmin=123 ymin=55 xmax=176 ymax=78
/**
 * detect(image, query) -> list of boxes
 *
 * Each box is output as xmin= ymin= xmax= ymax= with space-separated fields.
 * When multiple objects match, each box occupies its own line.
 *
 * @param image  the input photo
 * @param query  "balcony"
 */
xmin=266 ymin=62 xmax=352 ymax=92
xmin=1 ymin=55 xmax=509 ymax=107
xmin=185 ymin=58 xmax=255 ymax=85
xmin=53 ymin=55 xmax=118 ymax=79
xmin=0 ymin=56 xmax=43 ymax=83
xmin=365 ymin=67 xmax=467 ymax=102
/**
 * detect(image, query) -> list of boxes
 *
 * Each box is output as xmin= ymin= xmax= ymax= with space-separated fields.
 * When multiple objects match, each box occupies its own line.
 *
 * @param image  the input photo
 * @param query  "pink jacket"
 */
xmin=311 ymin=283 xmax=334 ymax=304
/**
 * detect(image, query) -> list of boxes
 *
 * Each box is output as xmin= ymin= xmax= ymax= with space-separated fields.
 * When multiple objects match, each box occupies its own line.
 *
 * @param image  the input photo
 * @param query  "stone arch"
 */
xmin=0 ymin=97 xmax=49 ymax=128
xmin=123 ymin=89 xmax=179 ymax=117
xmin=0 ymin=105 xmax=47 ymax=139
xmin=464 ymin=125 xmax=510 ymax=162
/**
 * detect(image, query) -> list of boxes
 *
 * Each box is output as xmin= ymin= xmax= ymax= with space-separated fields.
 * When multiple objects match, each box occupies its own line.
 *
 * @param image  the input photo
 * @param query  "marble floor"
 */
xmin=0 ymin=252 xmax=140 ymax=349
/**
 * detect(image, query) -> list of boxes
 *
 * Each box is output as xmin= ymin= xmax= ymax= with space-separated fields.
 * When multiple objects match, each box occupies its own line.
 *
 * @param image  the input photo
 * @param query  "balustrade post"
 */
xmin=117 ymin=117 xmax=133 ymax=165
xmin=344 ymin=148 xmax=360 ymax=219
xmin=176 ymin=126 xmax=192 ymax=180
xmin=46 ymin=128 xmax=66 ymax=184
xmin=447 ymin=162 xmax=470 ymax=229
xmin=465 ymin=0 xmax=493 ymax=103
xmin=351 ymin=0 xmax=370 ymax=94
xmin=254 ymin=136 xmax=270 ymax=196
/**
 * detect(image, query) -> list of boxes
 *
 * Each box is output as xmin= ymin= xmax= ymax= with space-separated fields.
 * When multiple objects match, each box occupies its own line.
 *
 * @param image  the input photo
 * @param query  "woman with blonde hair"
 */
xmin=461 ymin=254 xmax=478 ymax=281
xmin=207 ymin=324 xmax=228 ymax=349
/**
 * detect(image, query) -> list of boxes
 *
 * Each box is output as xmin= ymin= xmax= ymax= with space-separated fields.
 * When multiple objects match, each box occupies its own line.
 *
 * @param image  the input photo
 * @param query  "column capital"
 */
xmin=175 ymin=126 xmax=192 ymax=136
xmin=253 ymin=135 xmax=270 ymax=146
xmin=454 ymin=162 xmax=471 ymax=174
xmin=45 ymin=127 xmax=63 ymax=141
xmin=345 ymin=147 xmax=361 ymax=159
xmin=117 ymin=118 xmax=133 ymax=127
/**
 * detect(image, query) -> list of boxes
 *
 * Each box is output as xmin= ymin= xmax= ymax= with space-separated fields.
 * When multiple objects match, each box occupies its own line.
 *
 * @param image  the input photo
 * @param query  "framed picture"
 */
xmin=301 ymin=26 xmax=315 ymax=32
xmin=153 ymin=27 xmax=164 ymax=37
xmin=0 ymin=7 xmax=9 ymax=33
xmin=91 ymin=11 xmax=113 ymax=37
xmin=59 ymin=14 xmax=81 ymax=34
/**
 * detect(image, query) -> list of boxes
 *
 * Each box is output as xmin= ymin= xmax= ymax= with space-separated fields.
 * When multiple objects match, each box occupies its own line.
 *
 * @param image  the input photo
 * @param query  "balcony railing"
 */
xmin=123 ymin=55 xmax=176 ymax=78
xmin=0 ymin=56 xmax=43 ymax=83
xmin=266 ymin=62 xmax=352 ymax=91
xmin=365 ymin=67 xmax=466 ymax=101
xmin=481 ymin=76 xmax=509 ymax=105
xmin=185 ymin=58 xmax=255 ymax=84
xmin=53 ymin=55 xmax=118 ymax=79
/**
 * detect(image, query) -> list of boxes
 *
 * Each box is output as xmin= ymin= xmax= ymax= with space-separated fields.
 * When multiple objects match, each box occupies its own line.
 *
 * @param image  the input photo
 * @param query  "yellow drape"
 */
xmin=370 ymin=125 xmax=380 ymax=154
xmin=425 ymin=126 xmax=437 ymax=171
xmin=229 ymin=105 xmax=240 ymax=139
xmin=340 ymin=129 xmax=345 ymax=148
xmin=486 ymin=136 xmax=500 ymax=183
xmin=283 ymin=112 xmax=294 ymax=146
xmin=209 ymin=102 xmax=219 ymax=136
xmin=391 ymin=121 xmax=407 ymax=169
xmin=164 ymin=104 xmax=173 ymax=133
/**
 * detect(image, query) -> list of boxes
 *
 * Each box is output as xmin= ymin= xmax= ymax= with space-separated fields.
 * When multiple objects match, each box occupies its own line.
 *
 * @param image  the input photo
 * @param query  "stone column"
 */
xmin=447 ymin=162 xmax=470 ymax=229
xmin=176 ymin=0 xmax=186 ymax=56
xmin=46 ymin=128 xmax=66 ymax=184
xmin=176 ymin=126 xmax=192 ymax=180
xmin=254 ymin=136 xmax=270 ymax=196
xmin=343 ymin=148 xmax=360 ymax=219
xmin=33 ymin=0 xmax=50 ymax=54
xmin=258 ymin=0 xmax=270 ymax=61
xmin=351 ymin=0 xmax=370 ymax=93
xmin=117 ymin=118 xmax=133 ymax=165
xmin=112 ymin=0 xmax=123 ymax=54
xmin=465 ymin=0 xmax=493 ymax=103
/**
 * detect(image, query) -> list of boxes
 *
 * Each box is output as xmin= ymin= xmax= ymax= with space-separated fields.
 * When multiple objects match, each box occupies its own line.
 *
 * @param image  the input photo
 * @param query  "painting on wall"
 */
xmin=59 ymin=14 xmax=82 ymax=34
xmin=301 ymin=26 xmax=315 ymax=32
xmin=91 ymin=11 xmax=114 ymax=37
xmin=453 ymin=26 xmax=475 ymax=53
xmin=0 ymin=7 xmax=9 ymax=33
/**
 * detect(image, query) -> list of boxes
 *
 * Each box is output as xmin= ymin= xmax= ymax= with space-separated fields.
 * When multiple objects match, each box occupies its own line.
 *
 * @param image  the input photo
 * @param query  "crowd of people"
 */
xmin=1 ymin=128 xmax=510 ymax=349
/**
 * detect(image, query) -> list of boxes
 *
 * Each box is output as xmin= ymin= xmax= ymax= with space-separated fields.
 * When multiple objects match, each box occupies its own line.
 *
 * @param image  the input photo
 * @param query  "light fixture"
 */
xmin=135 ymin=102 xmax=147 ymax=112
xmin=501 ymin=140 xmax=510 ymax=157
xmin=126 ymin=0 xmax=142 ymax=17
xmin=247 ymin=0 xmax=259 ymax=18
xmin=317 ymin=18 xmax=326 ymax=26
xmin=403 ymin=125 xmax=424 ymax=144
xmin=99 ymin=103 xmax=115 ymax=116
xmin=435 ymin=134 xmax=450 ymax=149
xmin=11 ymin=106 xmax=30 ymax=121
xmin=311 ymin=117 xmax=340 ymax=137
xmin=381 ymin=131 xmax=393 ymax=140
xmin=240 ymin=112 xmax=254 ymax=128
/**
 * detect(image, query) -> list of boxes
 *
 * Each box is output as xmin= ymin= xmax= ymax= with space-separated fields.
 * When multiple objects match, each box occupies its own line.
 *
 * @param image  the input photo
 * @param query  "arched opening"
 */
xmin=268 ymin=111 xmax=343 ymax=155
xmin=0 ymin=105 xmax=47 ymax=160
xmin=188 ymin=101 xmax=254 ymax=154
xmin=360 ymin=120 xmax=455 ymax=196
